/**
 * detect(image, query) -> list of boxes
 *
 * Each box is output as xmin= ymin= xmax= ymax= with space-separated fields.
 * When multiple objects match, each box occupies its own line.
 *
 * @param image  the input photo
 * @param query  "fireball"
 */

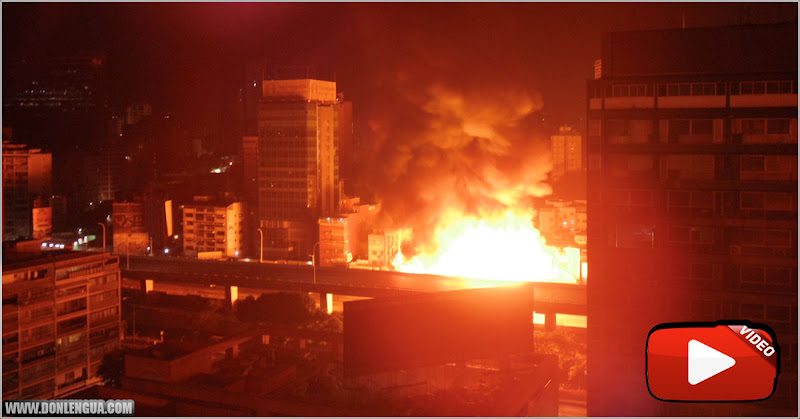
xmin=392 ymin=208 xmax=580 ymax=284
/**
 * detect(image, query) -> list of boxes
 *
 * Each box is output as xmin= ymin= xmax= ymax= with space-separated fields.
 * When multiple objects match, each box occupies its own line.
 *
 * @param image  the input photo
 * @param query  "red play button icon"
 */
xmin=647 ymin=322 xmax=779 ymax=402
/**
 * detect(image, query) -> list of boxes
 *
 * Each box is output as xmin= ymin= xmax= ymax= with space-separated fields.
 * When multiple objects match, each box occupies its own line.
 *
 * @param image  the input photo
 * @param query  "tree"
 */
xmin=535 ymin=329 xmax=586 ymax=389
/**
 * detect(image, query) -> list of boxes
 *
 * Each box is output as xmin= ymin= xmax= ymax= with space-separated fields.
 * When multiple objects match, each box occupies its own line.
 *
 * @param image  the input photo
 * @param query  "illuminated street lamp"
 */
xmin=311 ymin=241 xmax=320 ymax=284
xmin=257 ymin=228 xmax=264 ymax=263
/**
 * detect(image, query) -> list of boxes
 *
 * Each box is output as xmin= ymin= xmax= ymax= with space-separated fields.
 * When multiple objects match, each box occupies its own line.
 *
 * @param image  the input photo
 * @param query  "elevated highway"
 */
xmin=121 ymin=256 xmax=586 ymax=327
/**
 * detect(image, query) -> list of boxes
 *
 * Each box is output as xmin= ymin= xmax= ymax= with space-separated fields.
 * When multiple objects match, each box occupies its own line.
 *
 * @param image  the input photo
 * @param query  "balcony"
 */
xmin=658 ymin=96 xmax=726 ymax=109
xmin=604 ymin=97 xmax=654 ymax=109
xmin=730 ymin=94 xmax=797 ymax=108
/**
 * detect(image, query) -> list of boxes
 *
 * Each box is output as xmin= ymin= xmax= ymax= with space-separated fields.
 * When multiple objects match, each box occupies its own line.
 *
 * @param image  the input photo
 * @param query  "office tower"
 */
xmin=550 ymin=125 xmax=583 ymax=179
xmin=2 ymin=141 xmax=52 ymax=241
xmin=257 ymin=79 xmax=340 ymax=260
xmin=182 ymin=196 xmax=244 ymax=259
xmin=337 ymin=93 xmax=354 ymax=190
xmin=2 ymin=250 xmax=122 ymax=399
xmin=586 ymin=23 xmax=797 ymax=416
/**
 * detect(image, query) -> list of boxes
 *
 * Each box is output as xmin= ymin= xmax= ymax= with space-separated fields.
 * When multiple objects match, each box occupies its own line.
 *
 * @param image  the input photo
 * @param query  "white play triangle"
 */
xmin=688 ymin=339 xmax=736 ymax=385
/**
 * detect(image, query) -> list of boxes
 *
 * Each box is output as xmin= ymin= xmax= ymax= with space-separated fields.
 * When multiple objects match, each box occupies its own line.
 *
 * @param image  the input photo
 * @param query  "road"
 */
xmin=121 ymin=255 xmax=586 ymax=314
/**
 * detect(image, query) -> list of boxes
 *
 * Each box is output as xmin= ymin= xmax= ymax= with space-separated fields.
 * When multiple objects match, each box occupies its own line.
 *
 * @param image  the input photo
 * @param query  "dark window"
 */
xmin=607 ymin=120 xmax=627 ymax=136
xmin=691 ymin=119 xmax=713 ymax=135
xmin=740 ymin=192 xmax=764 ymax=210
xmin=767 ymin=119 xmax=790 ymax=135
xmin=765 ymin=268 xmax=791 ymax=286
xmin=742 ymin=119 xmax=766 ymax=135
xmin=667 ymin=84 xmax=680 ymax=96
xmin=740 ymin=156 xmax=765 ymax=172
xmin=740 ymin=303 xmax=764 ymax=319
xmin=740 ymin=266 xmax=764 ymax=284
xmin=669 ymin=120 xmax=690 ymax=139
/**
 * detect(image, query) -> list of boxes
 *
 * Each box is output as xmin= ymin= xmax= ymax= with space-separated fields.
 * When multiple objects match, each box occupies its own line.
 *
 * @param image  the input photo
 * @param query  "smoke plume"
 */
xmin=352 ymin=5 xmax=554 ymax=253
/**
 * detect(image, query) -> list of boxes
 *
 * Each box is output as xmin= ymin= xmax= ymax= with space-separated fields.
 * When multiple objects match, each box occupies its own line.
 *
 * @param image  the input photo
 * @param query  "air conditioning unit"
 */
xmin=729 ymin=245 xmax=742 ymax=255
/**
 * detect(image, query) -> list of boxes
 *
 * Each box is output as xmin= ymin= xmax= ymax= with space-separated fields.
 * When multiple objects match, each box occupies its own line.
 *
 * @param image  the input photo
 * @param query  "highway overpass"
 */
xmin=121 ymin=255 xmax=586 ymax=328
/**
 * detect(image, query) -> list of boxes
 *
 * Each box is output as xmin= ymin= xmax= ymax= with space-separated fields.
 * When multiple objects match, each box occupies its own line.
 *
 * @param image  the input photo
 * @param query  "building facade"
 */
xmin=257 ymin=79 xmax=340 ymax=260
xmin=2 ymin=251 xmax=122 ymax=400
xmin=586 ymin=23 xmax=797 ymax=416
xmin=112 ymin=202 xmax=149 ymax=257
xmin=550 ymin=125 xmax=583 ymax=179
xmin=2 ymin=141 xmax=52 ymax=241
xmin=182 ymin=198 xmax=244 ymax=259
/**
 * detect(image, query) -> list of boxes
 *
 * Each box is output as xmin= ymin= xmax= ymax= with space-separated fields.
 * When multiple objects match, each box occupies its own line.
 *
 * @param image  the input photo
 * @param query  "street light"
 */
xmin=96 ymin=222 xmax=106 ymax=252
xmin=257 ymin=228 xmax=264 ymax=263
xmin=311 ymin=241 xmax=320 ymax=284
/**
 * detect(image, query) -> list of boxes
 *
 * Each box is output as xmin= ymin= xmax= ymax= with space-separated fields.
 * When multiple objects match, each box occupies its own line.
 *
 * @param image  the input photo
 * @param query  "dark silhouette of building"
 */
xmin=586 ymin=22 xmax=797 ymax=416
xmin=3 ymin=53 xmax=110 ymax=215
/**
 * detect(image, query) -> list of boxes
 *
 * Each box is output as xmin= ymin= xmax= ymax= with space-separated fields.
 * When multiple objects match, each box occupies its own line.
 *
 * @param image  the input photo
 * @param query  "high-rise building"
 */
xmin=2 ymin=141 xmax=52 ymax=241
xmin=2 ymin=53 xmax=108 ymax=114
xmin=550 ymin=125 xmax=583 ymax=179
xmin=182 ymin=196 xmax=244 ymax=259
xmin=586 ymin=23 xmax=797 ymax=416
xmin=337 ymin=93 xmax=354 ymax=190
xmin=257 ymin=79 xmax=340 ymax=260
xmin=2 ymin=249 xmax=122 ymax=400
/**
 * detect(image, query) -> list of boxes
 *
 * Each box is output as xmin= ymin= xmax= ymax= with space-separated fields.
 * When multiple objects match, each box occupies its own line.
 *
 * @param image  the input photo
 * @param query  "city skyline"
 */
xmin=2 ymin=3 xmax=797 ymax=417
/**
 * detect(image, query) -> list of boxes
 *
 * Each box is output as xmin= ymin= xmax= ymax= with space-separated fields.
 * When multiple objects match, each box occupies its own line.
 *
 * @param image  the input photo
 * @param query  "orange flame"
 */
xmin=392 ymin=208 xmax=580 ymax=284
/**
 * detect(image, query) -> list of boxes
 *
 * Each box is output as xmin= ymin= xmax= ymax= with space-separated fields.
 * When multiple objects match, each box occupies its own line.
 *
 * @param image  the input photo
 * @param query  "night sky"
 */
xmin=4 ymin=3 xmax=793 ymax=128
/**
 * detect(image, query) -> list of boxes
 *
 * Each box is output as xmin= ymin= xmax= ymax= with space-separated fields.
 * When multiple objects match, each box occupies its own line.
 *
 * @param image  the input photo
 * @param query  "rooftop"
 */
xmin=2 ymin=248 xmax=113 ymax=272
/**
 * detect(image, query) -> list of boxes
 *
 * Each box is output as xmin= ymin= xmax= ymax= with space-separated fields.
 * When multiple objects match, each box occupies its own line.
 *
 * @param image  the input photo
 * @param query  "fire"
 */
xmin=392 ymin=208 xmax=580 ymax=284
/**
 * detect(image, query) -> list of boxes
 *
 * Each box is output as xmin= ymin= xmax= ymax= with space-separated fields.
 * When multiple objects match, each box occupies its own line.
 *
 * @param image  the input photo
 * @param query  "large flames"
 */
xmin=392 ymin=208 xmax=580 ymax=284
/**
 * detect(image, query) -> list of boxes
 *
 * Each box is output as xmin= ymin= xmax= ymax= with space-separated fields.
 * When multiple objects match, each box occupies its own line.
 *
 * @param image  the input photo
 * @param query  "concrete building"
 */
xmin=182 ymin=196 xmax=244 ymax=259
xmin=257 ymin=79 xmax=340 ymax=260
xmin=2 ymin=249 xmax=122 ymax=400
xmin=536 ymin=199 xmax=587 ymax=248
xmin=586 ymin=23 xmax=797 ymax=416
xmin=318 ymin=216 xmax=351 ymax=267
xmin=112 ymin=202 xmax=149 ymax=258
xmin=337 ymin=93 xmax=354 ymax=189
xmin=318 ymin=200 xmax=377 ymax=267
xmin=550 ymin=125 xmax=583 ymax=179
xmin=368 ymin=229 xmax=407 ymax=269
xmin=241 ymin=135 xmax=260 ymax=258
xmin=2 ymin=141 xmax=52 ymax=241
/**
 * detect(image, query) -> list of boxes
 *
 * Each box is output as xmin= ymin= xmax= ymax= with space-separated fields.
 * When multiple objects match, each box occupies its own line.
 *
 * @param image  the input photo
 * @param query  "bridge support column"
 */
xmin=544 ymin=312 xmax=557 ymax=332
xmin=320 ymin=293 xmax=333 ymax=314
xmin=140 ymin=279 xmax=154 ymax=302
xmin=226 ymin=286 xmax=239 ymax=310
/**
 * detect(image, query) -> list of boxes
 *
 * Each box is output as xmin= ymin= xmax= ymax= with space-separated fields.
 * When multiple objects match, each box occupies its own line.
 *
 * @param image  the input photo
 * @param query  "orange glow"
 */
xmin=392 ymin=208 xmax=580 ymax=284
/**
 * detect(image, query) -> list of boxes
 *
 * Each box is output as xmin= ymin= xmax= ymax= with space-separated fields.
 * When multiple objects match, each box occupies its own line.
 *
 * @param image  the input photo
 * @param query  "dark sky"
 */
xmin=3 ymin=3 xmax=795 ymax=238
xmin=4 ymin=3 xmax=794 ymax=128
